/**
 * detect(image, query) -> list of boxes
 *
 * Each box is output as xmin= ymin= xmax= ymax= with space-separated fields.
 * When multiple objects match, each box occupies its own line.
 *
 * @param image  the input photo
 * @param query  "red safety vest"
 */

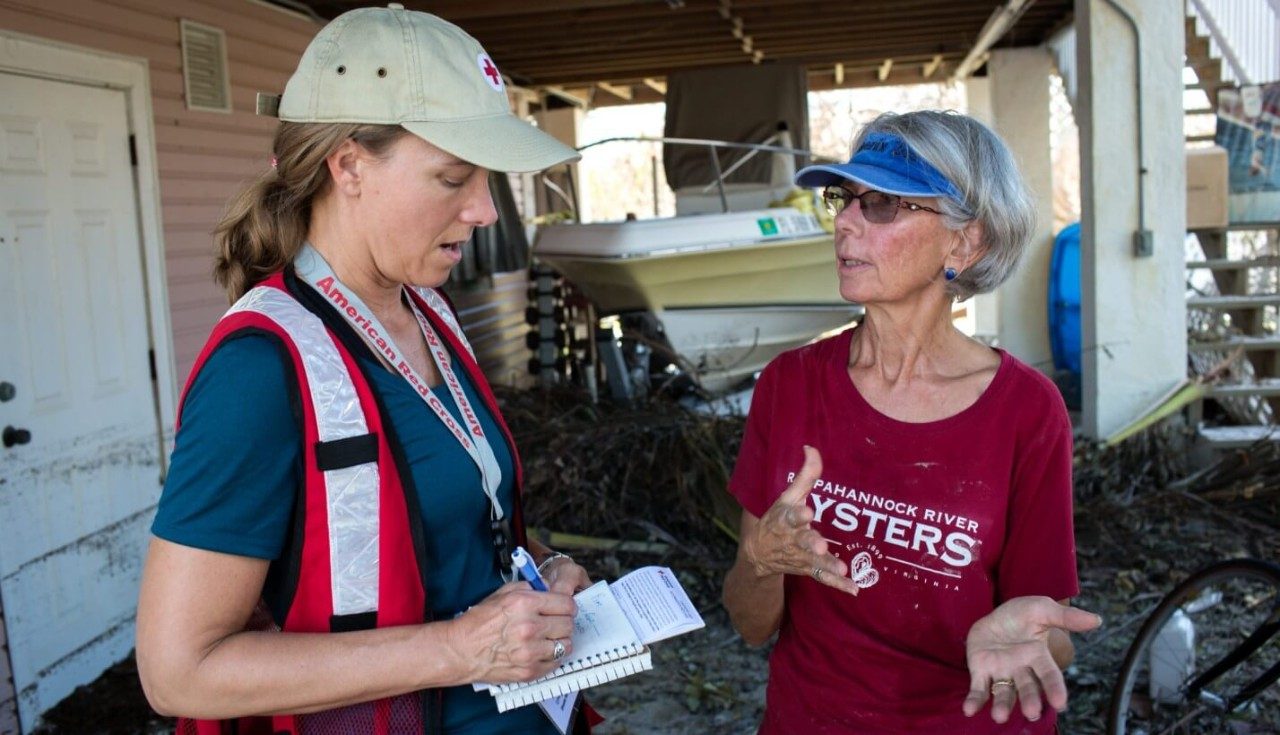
xmin=171 ymin=271 xmax=591 ymax=735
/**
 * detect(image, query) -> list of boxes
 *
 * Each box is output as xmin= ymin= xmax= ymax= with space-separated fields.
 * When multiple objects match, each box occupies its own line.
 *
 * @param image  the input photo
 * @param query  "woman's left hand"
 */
xmin=540 ymin=556 xmax=592 ymax=596
xmin=962 ymin=596 xmax=1101 ymax=723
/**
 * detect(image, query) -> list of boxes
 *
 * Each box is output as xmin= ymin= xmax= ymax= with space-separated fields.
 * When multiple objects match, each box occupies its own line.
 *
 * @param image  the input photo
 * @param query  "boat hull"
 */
xmin=537 ymin=234 xmax=846 ymax=313
xmin=658 ymin=304 xmax=859 ymax=393
xmin=535 ymin=213 xmax=859 ymax=392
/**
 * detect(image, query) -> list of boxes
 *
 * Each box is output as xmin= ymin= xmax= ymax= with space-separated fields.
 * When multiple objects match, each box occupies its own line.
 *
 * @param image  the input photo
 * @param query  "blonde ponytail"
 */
xmin=214 ymin=122 xmax=407 ymax=302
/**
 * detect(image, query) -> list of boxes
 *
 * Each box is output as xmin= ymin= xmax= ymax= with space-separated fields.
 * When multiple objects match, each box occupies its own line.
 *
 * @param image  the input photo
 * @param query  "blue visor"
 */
xmin=795 ymin=132 xmax=963 ymax=203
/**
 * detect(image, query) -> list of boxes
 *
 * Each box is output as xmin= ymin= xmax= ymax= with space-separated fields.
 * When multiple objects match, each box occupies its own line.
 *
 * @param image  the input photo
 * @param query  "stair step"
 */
xmin=1187 ymin=257 xmax=1280 ymax=270
xmin=1187 ymin=80 xmax=1236 ymax=91
xmin=1190 ymin=222 xmax=1280 ymax=233
xmin=1209 ymin=379 xmax=1280 ymax=397
xmin=1190 ymin=336 xmax=1280 ymax=353
xmin=1197 ymin=424 xmax=1280 ymax=448
xmin=1186 ymin=36 xmax=1212 ymax=60
xmin=1185 ymin=56 xmax=1222 ymax=71
xmin=1188 ymin=294 xmax=1280 ymax=310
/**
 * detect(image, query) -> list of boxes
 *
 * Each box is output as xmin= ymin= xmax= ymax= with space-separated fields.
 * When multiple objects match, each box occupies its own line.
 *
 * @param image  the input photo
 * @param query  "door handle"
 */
xmin=3 ymin=426 xmax=31 ymax=448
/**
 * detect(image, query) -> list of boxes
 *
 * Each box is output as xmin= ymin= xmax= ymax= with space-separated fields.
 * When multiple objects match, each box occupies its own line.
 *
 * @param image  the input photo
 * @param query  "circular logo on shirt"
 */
xmin=477 ymin=53 xmax=504 ymax=92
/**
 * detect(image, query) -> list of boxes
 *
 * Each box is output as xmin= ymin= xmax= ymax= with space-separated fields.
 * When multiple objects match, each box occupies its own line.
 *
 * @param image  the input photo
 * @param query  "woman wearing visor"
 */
xmin=136 ymin=6 xmax=594 ymax=734
xmin=722 ymin=111 xmax=1100 ymax=733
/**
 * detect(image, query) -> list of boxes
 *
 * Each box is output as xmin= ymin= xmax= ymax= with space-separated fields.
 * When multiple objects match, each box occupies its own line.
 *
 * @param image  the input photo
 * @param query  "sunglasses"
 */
xmin=822 ymin=185 xmax=943 ymax=224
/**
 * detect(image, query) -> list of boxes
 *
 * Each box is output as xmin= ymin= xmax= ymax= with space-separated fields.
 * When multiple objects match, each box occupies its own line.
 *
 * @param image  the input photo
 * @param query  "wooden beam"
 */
xmin=922 ymin=54 xmax=943 ymax=78
xmin=642 ymin=77 xmax=666 ymax=94
xmin=834 ymin=62 xmax=844 ymax=85
xmin=596 ymin=81 xmax=633 ymax=100
xmin=513 ymin=37 xmax=967 ymax=77
xmin=455 ymin=3 xmax=1064 ymax=38
xmin=539 ymin=85 xmax=589 ymax=108
xmin=482 ymin=16 xmax=1056 ymax=63
xmin=501 ymin=27 xmax=975 ymax=66
xmin=808 ymin=61 xmax=958 ymax=91
xmin=469 ymin=8 xmax=1063 ymax=61
xmin=877 ymin=58 xmax=894 ymax=81
xmin=455 ymin=3 xmax=711 ymax=30
xmin=525 ymin=53 xmax=960 ymax=87
xmin=589 ymin=84 xmax=666 ymax=108
xmin=419 ymin=0 xmax=655 ymax=21
xmin=469 ymin=6 xmax=996 ymax=39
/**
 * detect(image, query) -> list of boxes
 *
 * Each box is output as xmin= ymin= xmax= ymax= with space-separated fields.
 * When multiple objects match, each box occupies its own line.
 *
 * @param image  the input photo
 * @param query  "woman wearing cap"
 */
xmin=721 ymin=110 xmax=1100 ymax=733
xmin=136 ymin=7 xmax=593 ymax=734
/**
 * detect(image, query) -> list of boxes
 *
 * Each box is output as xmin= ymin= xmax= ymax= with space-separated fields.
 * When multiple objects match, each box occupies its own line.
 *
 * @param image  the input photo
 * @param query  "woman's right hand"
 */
xmin=741 ymin=446 xmax=860 ymax=595
xmin=450 ymin=582 xmax=579 ymax=684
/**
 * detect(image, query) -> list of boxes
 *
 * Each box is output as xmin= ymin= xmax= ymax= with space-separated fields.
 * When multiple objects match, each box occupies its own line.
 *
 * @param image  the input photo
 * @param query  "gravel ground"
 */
xmin=587 ymin=607 xmax=771 ymax=735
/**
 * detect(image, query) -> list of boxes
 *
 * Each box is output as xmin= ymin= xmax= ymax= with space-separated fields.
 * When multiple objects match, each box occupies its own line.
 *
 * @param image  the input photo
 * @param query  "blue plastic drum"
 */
xmin=1048 ymin=222 xmax=1082 ymax=407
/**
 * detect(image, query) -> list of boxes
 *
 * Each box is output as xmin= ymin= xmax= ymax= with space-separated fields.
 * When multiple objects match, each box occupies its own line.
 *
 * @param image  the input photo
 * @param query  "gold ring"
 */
xmin=990 ymin=678 xmax=1015 ymax=693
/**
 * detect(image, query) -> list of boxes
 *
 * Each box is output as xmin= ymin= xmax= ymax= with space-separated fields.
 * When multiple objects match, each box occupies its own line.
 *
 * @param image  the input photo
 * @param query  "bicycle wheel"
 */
xmin=1108 ymin=558 xmax=1280 ymax=735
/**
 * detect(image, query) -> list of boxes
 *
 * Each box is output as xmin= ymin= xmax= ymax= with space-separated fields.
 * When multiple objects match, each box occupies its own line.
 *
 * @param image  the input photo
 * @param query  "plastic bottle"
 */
xmin=1149 ymin=608 xmax=1196 ymax=705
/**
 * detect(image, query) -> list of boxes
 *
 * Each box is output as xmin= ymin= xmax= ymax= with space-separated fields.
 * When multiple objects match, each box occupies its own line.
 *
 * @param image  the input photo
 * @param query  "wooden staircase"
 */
xmin=1183 ymin=11 xmax=1280 ymax=448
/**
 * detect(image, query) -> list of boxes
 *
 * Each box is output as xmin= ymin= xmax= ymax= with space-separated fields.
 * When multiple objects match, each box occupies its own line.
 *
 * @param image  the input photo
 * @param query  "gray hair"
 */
xmin=853 ymin=110 xmax=1035 ymax=300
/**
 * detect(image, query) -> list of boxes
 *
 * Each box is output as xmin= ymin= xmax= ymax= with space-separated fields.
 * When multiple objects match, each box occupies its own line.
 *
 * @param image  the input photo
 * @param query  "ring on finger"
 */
xmin=551 ymin=638 xmax=567 ymax=661
xmin=990 ymin=678 xmax=1015 ymax=694
xmin=812 ymin=567 xmax=823 ymax=581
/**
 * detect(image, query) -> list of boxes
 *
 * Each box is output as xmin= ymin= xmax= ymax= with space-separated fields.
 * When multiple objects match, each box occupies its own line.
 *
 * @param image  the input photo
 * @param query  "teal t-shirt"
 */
xmin=152 ymin=334 xmax=556 ymax=735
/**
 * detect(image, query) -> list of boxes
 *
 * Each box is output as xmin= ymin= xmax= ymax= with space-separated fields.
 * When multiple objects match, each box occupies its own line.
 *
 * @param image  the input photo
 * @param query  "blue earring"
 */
xmin=944 ymin=267 xmax=958 ymax=281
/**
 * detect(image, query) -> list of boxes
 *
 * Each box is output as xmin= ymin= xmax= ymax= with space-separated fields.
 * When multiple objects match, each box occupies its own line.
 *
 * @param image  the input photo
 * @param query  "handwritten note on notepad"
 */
xmin=483 ymin=566 xmax=705 ymax=717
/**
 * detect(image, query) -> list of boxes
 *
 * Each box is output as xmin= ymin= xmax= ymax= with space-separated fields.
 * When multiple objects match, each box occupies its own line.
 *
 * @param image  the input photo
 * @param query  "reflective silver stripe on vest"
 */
xmin=228 ymin=286 xmax=380 ymax=617
xmin=412 ymin=286 xmax=477 ymax=362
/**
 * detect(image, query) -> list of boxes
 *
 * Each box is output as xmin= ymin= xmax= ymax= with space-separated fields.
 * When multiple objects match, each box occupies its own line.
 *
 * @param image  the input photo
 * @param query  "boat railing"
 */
xmin=539 ymin=134 xmax=829 ymax=220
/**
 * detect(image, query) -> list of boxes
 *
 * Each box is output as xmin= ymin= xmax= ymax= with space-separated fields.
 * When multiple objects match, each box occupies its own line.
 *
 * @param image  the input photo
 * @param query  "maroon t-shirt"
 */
xmin=729 ymin=328 xmax=1079 ymax=735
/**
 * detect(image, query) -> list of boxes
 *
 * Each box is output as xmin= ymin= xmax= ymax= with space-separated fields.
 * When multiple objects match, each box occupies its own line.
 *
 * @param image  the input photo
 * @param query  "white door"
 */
xmin=0 ymin=72 xmax=162 ymax=731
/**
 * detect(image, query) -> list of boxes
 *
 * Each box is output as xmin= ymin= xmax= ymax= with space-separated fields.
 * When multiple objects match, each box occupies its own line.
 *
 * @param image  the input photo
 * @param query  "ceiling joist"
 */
xmin=285 ymin=0 xmax=1072 ymax=92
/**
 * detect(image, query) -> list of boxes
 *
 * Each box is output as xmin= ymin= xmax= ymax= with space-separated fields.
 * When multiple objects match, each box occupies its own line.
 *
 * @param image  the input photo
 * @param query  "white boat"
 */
xmin=532 ymin=135 xmax=860 ymax=395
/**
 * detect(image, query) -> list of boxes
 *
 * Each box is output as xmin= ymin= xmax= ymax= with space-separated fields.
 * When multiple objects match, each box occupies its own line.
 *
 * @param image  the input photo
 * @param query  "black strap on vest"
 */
xmin=314 ymin=433 xmax=379 ymax=471
xmin=329 ymin=611 xmax=378 ymax=633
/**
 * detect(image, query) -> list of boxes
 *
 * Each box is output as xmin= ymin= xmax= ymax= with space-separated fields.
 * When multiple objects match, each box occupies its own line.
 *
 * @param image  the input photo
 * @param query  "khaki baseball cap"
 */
xmin=275 ymin=3 xmax=579 ymax=173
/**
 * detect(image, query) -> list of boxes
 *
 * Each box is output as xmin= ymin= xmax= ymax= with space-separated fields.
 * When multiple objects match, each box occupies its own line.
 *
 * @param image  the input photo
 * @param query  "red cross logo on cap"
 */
xmin=477 ymin=53 xmax=504 ymax=92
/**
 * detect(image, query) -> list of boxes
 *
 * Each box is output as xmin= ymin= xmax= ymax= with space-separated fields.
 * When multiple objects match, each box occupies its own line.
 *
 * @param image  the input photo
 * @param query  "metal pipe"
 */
xmin=699 ymin=129 xmax=785 ymax=193
xmin=1100 ymin=0 xmax=1151 ymax=256
xmin=707 ymin=147 xmax=729 ymax=213
xmin=651 ymin=155 xmax=660 ymax=217
xmin=575 ymin=135 xmax=819 ymax=160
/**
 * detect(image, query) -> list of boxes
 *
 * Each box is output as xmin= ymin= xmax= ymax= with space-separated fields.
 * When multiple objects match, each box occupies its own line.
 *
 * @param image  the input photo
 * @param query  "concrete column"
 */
xmin=964 ymin=77 xmax=1001 ymax=343
xmin=988 ymin=47 xmax=1056 ymax=372
xmin=1077 ymin=0 xmax=1187 ymax=438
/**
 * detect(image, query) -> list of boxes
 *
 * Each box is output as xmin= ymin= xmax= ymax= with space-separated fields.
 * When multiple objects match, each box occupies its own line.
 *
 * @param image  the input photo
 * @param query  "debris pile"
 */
xmin=30 ymin=387 xmax=1280 ymax=734
xmin=496 ymin=385 xmax=746 ymax=602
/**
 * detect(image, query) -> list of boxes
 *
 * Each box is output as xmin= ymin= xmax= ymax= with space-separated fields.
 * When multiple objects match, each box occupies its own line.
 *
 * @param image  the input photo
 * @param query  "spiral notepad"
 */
xmin=483 ymin=567 xmax=704 ymax=713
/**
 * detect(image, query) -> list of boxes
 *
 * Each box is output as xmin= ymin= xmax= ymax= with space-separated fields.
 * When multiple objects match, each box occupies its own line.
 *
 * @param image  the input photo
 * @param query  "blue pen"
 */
xmin=512 ymin=546 xmax=548 ymax=591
